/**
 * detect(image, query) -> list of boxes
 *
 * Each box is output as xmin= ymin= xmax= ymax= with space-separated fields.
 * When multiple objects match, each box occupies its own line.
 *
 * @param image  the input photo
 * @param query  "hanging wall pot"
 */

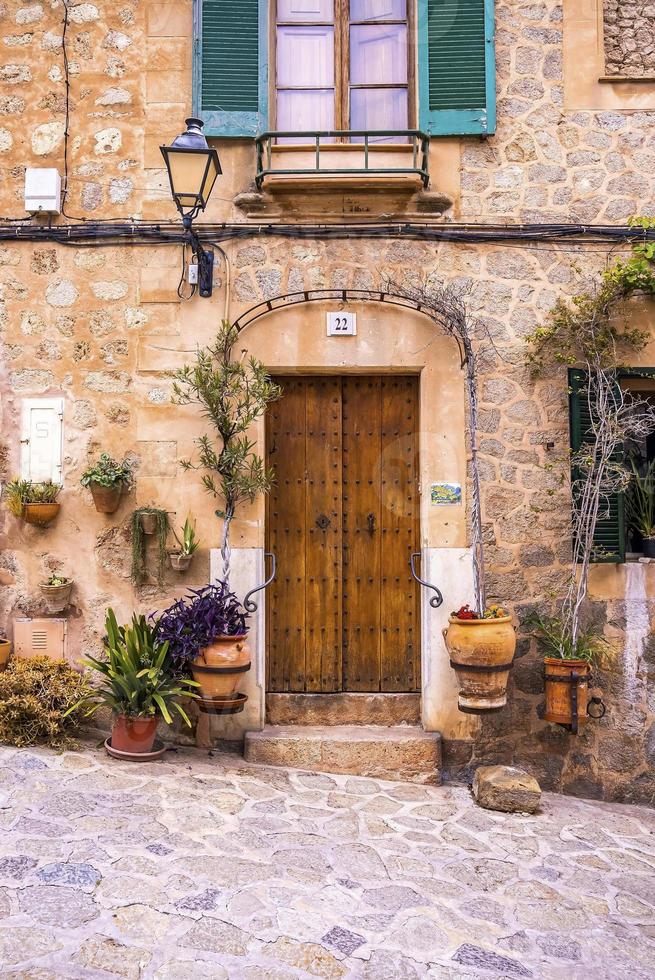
xmin=443 ymin=611 xmax=517 ymax=713
xmin=544 ymin=658 xmax=591 ymax=732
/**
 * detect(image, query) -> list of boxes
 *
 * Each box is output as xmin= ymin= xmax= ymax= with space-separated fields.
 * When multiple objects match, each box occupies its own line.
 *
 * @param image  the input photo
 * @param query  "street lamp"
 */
xmin=160 ymin=117 xmax=221 ymax=228
xmin=160 ymin=118 xmax=221 ymax=297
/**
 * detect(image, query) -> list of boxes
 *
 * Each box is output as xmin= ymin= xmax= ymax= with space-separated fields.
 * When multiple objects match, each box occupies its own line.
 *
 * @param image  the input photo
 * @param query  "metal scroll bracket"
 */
xmin=244 ymin=552 xmax=277 ymax=614
xmin=409 ymin=552 xmax=444 ymax=609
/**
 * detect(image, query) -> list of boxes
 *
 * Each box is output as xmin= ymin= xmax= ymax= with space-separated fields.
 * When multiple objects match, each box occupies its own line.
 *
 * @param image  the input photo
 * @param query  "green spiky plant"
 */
xmin=3 ymin=479 xmax=61 ymax=518
xmin=172 ymin=320 xmax=282 ymax=586
xmin=626 ymin=457 xmax=655 ymax=540
xmin=67 ymin=608 xmax=198 ymax=726
xmin=172 ymin=515 xmax=200 ymax=557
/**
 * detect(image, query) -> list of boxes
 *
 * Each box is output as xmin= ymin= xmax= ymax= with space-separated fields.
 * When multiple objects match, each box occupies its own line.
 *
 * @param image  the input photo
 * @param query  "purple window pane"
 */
xmin=350 ymin=24 xmax=407 ymax=85
xmin=350 ymin=0 xmax=406 ymax=21
xmin=277 ymin=26 xmax=335 ymax=87
xmin=350 ymin=87 xmax=408 ymax=140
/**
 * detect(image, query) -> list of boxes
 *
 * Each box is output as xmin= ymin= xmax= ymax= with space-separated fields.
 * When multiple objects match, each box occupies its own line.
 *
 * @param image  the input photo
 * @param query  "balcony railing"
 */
xmin=255 ymin=130 xmax=430 ymax=190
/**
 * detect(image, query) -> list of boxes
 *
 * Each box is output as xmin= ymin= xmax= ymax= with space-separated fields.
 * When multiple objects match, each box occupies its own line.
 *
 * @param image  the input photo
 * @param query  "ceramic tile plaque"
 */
xmin=431 ymin=482 xmax=462 ymax=505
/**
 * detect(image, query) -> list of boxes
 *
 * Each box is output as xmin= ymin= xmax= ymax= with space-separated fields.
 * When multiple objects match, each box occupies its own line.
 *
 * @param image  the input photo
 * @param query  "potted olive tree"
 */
xmin=170 ymin=321 xmax=281 ymax=703
xmin=81 ymin=453 xmax=132 ymax=514
xmin=69 ymin=608 xmax=198 ymax=758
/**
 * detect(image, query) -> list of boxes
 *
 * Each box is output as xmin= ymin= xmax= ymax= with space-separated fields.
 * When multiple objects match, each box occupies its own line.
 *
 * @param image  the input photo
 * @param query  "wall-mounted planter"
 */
xmin=169 ymin=552 xmax=193 ymax=572
xmin=191 ymin=635 xmax=251 ymax=702
xmin=23 ymin=503 xmax=60 ymax=527
xmin=89 ymin=483 xmax=122 ymax=514
xmin=140 ymin=512 xmax=158 ymax=534
xmin=0 ymin=637 xmax=10 ymax=672
xmin=544 ymin=658 xmax=591 ymax=731
xmin=443 ymin=615 xmax=517 ymax=713
xmin=40 ymin=579 xmax=74 ymax=614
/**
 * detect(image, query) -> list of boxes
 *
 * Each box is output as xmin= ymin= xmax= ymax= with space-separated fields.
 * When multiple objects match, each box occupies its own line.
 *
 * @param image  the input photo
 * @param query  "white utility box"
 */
xmin=24 ymin=168 xmax=62 ymax=214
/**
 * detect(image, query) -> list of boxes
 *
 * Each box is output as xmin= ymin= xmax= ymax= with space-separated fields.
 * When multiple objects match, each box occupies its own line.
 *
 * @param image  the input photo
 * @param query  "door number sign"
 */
xmin=327 ymin=311 xmax=357 ymax=336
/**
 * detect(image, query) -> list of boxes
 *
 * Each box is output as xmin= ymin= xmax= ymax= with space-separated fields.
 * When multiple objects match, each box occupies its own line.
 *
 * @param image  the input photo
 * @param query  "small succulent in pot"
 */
xmin=169 ymin=515 xmax=200 ymax=572
xmin=81 ymin=453 xmax=133 ymax=514
xmin=3 ymin=479 xmax=62 ymax=526
xmin=40 ymin=574 xmax=74 ymax=614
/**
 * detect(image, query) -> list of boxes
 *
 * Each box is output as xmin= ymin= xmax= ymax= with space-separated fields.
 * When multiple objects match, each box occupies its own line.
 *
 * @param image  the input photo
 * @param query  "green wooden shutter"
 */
xmin=193 ymin=0 xmax=268 ymax=137
xmin=569 ymin=369 xmax=625 ymax=564
xmin=418 ymin=0 xmax=496 ymax=136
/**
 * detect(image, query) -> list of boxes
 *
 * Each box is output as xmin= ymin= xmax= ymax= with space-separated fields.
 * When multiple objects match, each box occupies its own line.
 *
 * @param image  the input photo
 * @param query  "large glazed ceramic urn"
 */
xmin=443 ymin=615 xmax=517 ymax=713
xmin=191 ymin=635 xmax=251 ymax=701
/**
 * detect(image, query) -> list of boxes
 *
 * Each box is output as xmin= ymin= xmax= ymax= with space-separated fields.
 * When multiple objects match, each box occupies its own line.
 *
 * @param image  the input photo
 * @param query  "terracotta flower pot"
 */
xmin=0 ymin=637 xmax=10 ymax=672
xmin=89 ymin=483 xmax=122 ymax=514
xmin=23 ymin=503 xmax=60 ymax=527
xmin=111 ymin=715 xmax=158 ymax=754
xmin=443 ymin=615 xmax=517 ymax=713
xmin=140 ymin=512 xmax=158 ymax=534
xmin=191 ymin=635 xmax=251 ymax=701
xmin=40 ymin=580 xmax=74 ymax=614
xmin=544 ymin=658 xmax=591 ymax=730
xmin=169 ymin=553 xmax=193 ymax=572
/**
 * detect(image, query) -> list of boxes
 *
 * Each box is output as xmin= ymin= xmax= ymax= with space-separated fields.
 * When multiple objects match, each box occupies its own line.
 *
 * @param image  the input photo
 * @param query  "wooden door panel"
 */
xmin=266 ymin=378 xmax=307 ymax=692
xmin=379 ymin=377 xmax=421 ymax=692
xmin=304 ymin=378 xmax=342 ymax=692
xmin=342 ymin=377 xmax=382 ymax=692
xmin=266 ymin=374 xmax=419 ymax=694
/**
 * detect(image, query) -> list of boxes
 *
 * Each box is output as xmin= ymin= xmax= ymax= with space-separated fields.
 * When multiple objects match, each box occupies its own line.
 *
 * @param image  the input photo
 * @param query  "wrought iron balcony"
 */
xmin=255 ymin=130 xmax=430 ymax=190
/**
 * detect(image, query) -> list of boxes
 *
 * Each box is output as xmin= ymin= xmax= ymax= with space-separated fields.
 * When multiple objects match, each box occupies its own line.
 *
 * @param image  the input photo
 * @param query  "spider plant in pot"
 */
xmin=40 ymin=574 xmax=74 ymax=614
xmin=155 ymin=582 xmax=250 ymax=708
xmin=169 ymin=515 xmax=200 ymax=572
xmin=626 ymin=457 xmax=655 ymax=558
xmin=67 ymin=608 xmax=199 ymax=755
xmin=81 ymin=453 xmax=133 ymax=514
xmin=3 ymin=479 xmax=62 ymax=527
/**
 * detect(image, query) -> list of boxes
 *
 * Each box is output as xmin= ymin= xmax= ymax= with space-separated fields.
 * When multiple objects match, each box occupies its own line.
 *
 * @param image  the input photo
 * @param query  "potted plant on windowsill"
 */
xmin=67 ymin=608 xmax=199 ymax=758
xmin=626 ymin=457 xmax=655 ymax=558
xmin=40 ymin=574 xmax=74 ymax=614
xmin=155 ymin=582 xmax=250 ymax=712
xmin=169 ymin=515 xmax=200 ymax=572
xmin=4 ymin=479 xmax=62 ymax=527
xmin=81 ymin=453 xmax=133 ymax=514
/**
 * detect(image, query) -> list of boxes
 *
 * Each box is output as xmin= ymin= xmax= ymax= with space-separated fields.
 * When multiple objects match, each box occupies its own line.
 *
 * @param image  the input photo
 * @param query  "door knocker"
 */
xmin=316 ymin=514 xmax=331 ymax=529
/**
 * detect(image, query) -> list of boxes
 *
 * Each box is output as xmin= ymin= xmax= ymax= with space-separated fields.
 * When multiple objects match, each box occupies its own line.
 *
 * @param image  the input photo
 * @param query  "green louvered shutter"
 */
xmin=418 ymin=0 xmax=496 ymax=136
xmin=193 ymin=0 xmax=268 ymax=137
xmin=569 ymin=369 xmax=625 ymax=564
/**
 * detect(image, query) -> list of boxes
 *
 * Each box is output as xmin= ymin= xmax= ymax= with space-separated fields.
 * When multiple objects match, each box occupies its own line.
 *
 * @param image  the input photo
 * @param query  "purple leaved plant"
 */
xmin=154 ymin=582 xmax=248 ymax=669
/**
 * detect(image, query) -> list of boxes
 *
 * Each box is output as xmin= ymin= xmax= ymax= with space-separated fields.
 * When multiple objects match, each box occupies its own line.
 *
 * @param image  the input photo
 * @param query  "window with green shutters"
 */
xmin=417 ymin=0 xmax=496 ymax=135
xmin=569 ymin=369 xmax=626 ymax=564
xmin=193 ymin=1 xmax=496 ymax=139
xmin=193 ymin=0 xmax=269 ymax=137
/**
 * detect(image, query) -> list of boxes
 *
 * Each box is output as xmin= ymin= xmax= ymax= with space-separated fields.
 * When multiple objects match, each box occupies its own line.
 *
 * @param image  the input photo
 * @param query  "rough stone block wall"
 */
xmin=604 ymin=1 xmax=655 ymax=77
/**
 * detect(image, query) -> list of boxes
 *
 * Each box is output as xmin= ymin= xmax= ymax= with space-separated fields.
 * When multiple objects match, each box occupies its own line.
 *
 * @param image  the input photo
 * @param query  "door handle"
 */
xmin=367 ymin=513 xmax=377 ymax=534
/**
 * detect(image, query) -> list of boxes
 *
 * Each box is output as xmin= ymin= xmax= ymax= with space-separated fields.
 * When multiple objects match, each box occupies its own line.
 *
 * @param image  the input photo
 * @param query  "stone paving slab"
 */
xmin=0 ymin=741 xmax=653 ymax=978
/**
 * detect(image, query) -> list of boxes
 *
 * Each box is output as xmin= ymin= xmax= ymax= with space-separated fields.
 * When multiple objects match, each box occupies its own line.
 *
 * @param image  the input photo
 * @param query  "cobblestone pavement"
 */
xmin=0 ymin=743 xmax=654 ymax=978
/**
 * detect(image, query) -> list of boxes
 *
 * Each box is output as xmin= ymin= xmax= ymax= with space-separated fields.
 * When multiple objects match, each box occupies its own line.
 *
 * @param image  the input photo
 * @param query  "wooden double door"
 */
xmin=266 ymin=375 xmax=420 ymax=694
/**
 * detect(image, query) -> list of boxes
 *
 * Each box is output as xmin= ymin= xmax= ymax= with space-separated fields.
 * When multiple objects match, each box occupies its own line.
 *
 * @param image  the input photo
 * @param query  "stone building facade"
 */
xmin=1 ymin=0 xmax=655 ymax=803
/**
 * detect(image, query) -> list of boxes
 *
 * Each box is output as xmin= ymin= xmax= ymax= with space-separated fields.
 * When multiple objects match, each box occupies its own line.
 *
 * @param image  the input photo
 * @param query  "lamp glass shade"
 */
xmin=160 ymin=119 xmax=221 ymax=217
